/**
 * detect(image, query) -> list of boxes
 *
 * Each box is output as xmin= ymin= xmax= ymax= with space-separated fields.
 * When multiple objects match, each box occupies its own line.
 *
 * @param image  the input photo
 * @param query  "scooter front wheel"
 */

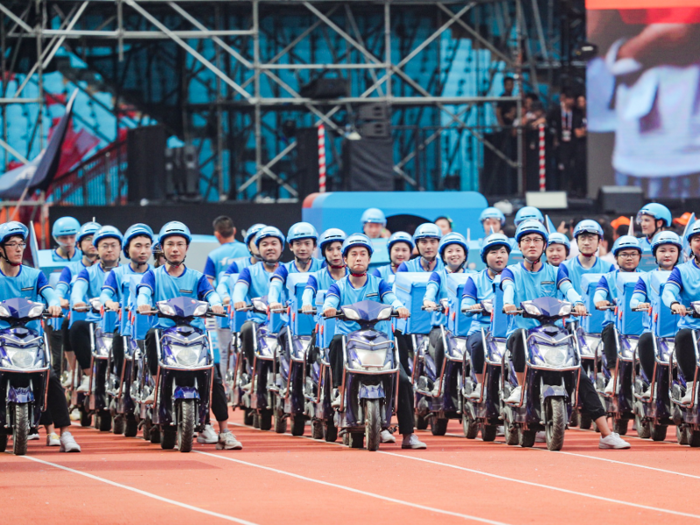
xmin=415 ymin=414 xmax=428 ymax=430
xmin=112 ymin=415 xmax=125 ymax=435
xmin=177 ymin=399 xmax=195 ymax=452
xmin=430 ymin=417 xmax=448 ymax=436
xmin=364 ymin=399 xmax=382 ymax=451
xmin=688 ymin=428 xmax=700 ymax=447
xmin=614 ymin=418 xmax=629 ymax=436
xmin=545 ymin=397 xmax=567 ymax=451
xmin=635 ymin=414 xmax=651 ymax=439
xmin=650 ymin=423 xmax=667 ymax=442
xmin=124 ymin=415 xmax=138 ymax=437
xmin=12 ymin=403 xmax=29 ymax=456
xmin=462 ymin=413 xmax=479 ymax=439
xmin=677 ymin=425 xmax=689 ymax=445
xmin=291 ymin=415 xmax=305 ymax=436
xmin=79 ymin=407 xmax=91 ymax=427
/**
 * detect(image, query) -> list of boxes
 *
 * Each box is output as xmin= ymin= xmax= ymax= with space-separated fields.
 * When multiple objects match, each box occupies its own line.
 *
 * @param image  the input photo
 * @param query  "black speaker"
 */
xmin=295 ymin=127 xmax=320 ymax=199
xmin=300 ymin=77 xmax=349 ymax=99
xmin=598 ymin=186 xmax=644 ymax=215
xmin=358 ymin=102 xmax=389 ymax=121
xmin=343 ymin=138 xmax=394 ymax=191
xmin=165 ymin=145 xmax=200 ymax=200
xmin=127 ymin=125 xmax=166 ymax=203
xmin=360 ymin=121 xmax=391 ymax=139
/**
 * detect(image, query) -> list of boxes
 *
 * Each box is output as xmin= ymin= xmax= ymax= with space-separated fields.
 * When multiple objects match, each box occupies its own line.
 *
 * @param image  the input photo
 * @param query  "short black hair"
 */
xmin=561 ymin=88 xmax=575 ymax=99
xmin=434 ymin=216 xmax=453 ymax=227
xmin=601 ymin=222 xmax=614 ymax=247
xmin=503 ymin=76 xmax=514 ymax=84
xmin=212 ymin=216 xmax=235 ymax=238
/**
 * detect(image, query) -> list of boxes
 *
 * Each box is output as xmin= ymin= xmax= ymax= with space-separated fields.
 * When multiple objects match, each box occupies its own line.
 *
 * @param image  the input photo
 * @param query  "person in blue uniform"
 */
xmin=559 ymin=220 xmax=615 ymax=295
xmin=361 ymin=208 xmax=388 ymax=239
xmin=322 ymin=234 xmax=425 ymax=449
xmin=136 ymin=221 xmax=241 ymax=450
xmin=204 ymin=216 xmax=249 ymax=286
xmin=460 ymin=233 xmax=511 ymax=397
xmin=70 ymin=226 xmax=123 ymax=393
xmin=397 ymin=223 xmax=444 ymax=273
xmin=0 ymin=222 xmax=81 ymax=452
xmin=545 ymin=232 xmax=570 ymax=268
xmin=51 ymin=216 xmax=82 ymax=262
xmin=371 ymin=232 xmax=413 ymax=284
xmin=637 ymin=203 xmax=672 ymax=252
xmin=479 ymin=207 xmax=506 ymax=236
xmin=593 ymin=235 xmax=643 ymax=394
xmin=662 ymin=220 xmax=700 ymax=405
xmin=501 ymin=220 xmax=630 ymax=449
xmin=301 ymin=228 xmax=348 ymax=312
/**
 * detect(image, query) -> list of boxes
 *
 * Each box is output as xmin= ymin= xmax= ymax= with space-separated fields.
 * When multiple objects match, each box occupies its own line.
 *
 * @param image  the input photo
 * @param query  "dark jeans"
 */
xmin=637 ymin=332 xmax=656 ymax=380
xmin=602 ymin=323 xmax=617 ymax=370
xmin=329 ymin=333 xmax=414 ymax=435
xmin=112 ymin=330 xmax=125 ymax=377
xmin=506 ymin=329 xmax=606 ymax=420
xmin=145 ymin=327 xmax=229 ymax=422
xmin=393 ymin=330 xmax=413 ymax=373
xmin=675 ymin=329 xmax=698 ymax=380
xmin=69 ymin=320 xmax=93 ymax=371
xmin=34 ymin=371 xmax=71 ymax=429
xmin=467 ymin=331 xmax=485 ymax=374
xmin=46 ymin=323 xmax=64 ymax=376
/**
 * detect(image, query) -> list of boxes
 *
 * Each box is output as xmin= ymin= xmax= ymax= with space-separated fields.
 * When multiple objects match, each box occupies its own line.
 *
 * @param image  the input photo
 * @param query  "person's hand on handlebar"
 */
xmin=211 ymin=305 xmax=224 ymax=315
xmin=672 ymin=303 xmax=687 ymax=316
xmin=234 ymin=301 xmax=247 ymax=312
xmin=323 ymin=307 xmax=337 ymax=318
xmin=269 ymin=302 xmax=284 ymax=312
xmin=105 ymin=300 xmax=120 ymax=312
xmin=60 ymin=298 xmax=69 ymax=310
xmin=396 ymin=307 xmax=410 ymax=319
xmin=222 ymin=297 xmax=230 ymax=306
xmin=137 ymin=304 xmax=153 ymax=315
xmin=302 ymin=304 xmax=315 ymax=314
xmin=73 ymin=301 xmax=87 ymax=311
xmin=47 ymin=305 xmax=62 ymax=317
xmin=573 ymin=304 xmax=588 ymax=317
xmin=423 ymin=300 xmax=438 ymax=310
xmin=595 ymin=300 xmax=610 ymax=310
xmin=504 ymin=304 xmax=518 ymax=314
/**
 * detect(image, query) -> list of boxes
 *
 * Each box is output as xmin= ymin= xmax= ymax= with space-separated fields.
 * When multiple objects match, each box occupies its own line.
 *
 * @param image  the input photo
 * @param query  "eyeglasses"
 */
xmin=99 ymin=242 xmax=120 ymax=250
xmin=618 ymin=251 xmax=640 ymax=259
xmin=520 ymin=237 xmax=544 ymax=245
xmin=4 ymin=243 xmax=26 ymax=250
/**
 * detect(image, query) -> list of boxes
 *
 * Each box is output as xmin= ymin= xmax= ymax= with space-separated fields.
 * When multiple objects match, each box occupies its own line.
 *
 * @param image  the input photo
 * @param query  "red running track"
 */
xmin=2 ymin=409 xmax=699 ymax=525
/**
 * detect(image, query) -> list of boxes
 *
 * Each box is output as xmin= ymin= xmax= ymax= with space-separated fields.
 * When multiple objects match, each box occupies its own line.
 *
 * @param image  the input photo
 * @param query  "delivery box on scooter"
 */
xmin=491 ymin=275 xmax=508 ymax=338
xmin=580 ymin=273 xmax=605 ymax=334
xmin=314 ymin=290 xmax=336 ymax=349
xmin=446 ymin=273 xmax=472 ymax=336
xmin=616 ymin=273 xmax=644 ymax=336
xmin=649 ymin=271 xmax=678 ymax=338
xmin=286 ymin=273 xmax=315 ymax=336
xmin=394 ymin=273 xmax=433 ymax=334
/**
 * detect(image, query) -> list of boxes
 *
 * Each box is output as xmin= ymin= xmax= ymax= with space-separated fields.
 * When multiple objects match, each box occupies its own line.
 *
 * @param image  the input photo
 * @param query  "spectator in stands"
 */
xmin=673 ymin=212 xmax=693 ymax=234
xmin=434 ymin=216 xmax=453 ymax=236
xmin=610 ymin=216 xmax=631 ymax=242
xmin=599 ymin=222 xmax=616 ymax=265
xmin=548 ymin=89 xmax=587 ymax=195
xmin=495 ymin=77 xmax=516 ymax=128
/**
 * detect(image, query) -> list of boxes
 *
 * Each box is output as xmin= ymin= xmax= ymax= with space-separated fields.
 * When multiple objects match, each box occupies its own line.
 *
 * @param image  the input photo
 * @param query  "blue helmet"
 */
xmin=77 ymin=221 xmax=101 ymax=244
xmin=123 ymin=223 xmax=154 ymax=258
xmin=158 ymin=221 xmax=191 ymax=245
xmin=515 ymin=219 xmax=549 ymax=244
xmin=612 ymin=235 xmax=642 ymax=257
xmin=685 ymin=220 xmax=700 ymax=245
xmin=413 ymin=223 xmax=443 ymax=243
xmin=637 ymin=203 xmax=672 ymax=228
xmin=0 ymin=221 xmax=29 ymax=245
xmin=573 ymin=219 xmax=604 ymax=239
xmin=342 ymin=233 xmax=374 ymax=258
xmin=361 ymin=208 xmax=386 ymax=226
xmin=319 ymin=228 xmax=347 ymax=254
xmin=152 ymin=241 xmax=162 ymax=255
xmin=514 ymin=206 xmax=544 ymax=227
xmin=438 ymin=232 xmax=468 ymax=261
xmin=388 ymin=231 xmax=415 ymax=252
xmin=480 ymin=233 xmax=511 ymax=263
xmin=479 ymin=207 xmax=506 ymax=226
xmin=651 ymin=231 xmax=682 ymax=257
xmin=287 ymin=222 xmax=318 ymax=245
xmin=547 ymin=232 xmax=571 ymax=255
xmin=244 ymin=223 xmax=266 ymax=246
xmin=93 ymin=225 xmax=123 ymax=248
xmin=254 ymin=226 xmax=285 ymax=247
xmin=52 ymin=217 xmax=80 ymax=238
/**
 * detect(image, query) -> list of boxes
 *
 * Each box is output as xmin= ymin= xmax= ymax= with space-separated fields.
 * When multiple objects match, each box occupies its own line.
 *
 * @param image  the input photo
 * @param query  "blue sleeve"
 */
xmin=76 ymin=268 xmax=89 ymax=283
xmin=136 ymin=270 xmax=155 ymax=295
xmin=667 ymin=267 xmax=683 ymax=292
xmin=370 ymin=268 xmax=381 ymax=277
xmin=662 ymin=268 xmax=683 ymax=307
xmin=630 ymin=292 xmax=646 ymax=309
xmin=396 ymin=262 xmax=408 ymax=273
xmin=502 ymin=279 xmax=515 ymax=305
xmin=556 ymin=264 xmax=570 ymax=287
xmin=204 ymin=257 xmax=217 ymax=280
xmin=270 ymin=265 xmax=288 ymax=283
xmin=38 ymin=274 xmax=60 ymax=307
xmin=326 ymin=282 xmax=341 ymax=300
xmin=70 ymin=277 xmax=88 ymax=304
xmin=379 ymin=279 xmax=404 ymax=310
xmin=268 ymin=278 xmax=284 ymax=304
xmin=322 ymin=283 xmax=341 ymax=310
xmin=595 ymin=275 xmax=610 ymax=294
xmin=58 ymin=266 xmax=72 ymax=286
xmin=102 ymin=270 xmax=118 ymax=295
xmin=305 ymin=275 xmax=319 ymax=295
xmin=237 ymin=267 xmax=252 ymax=287
xmin=197 ymin=275 xmax=221 ymax=305
xmin=500 ymin=268 xmax=514 ymax=286
xmin=302 ymin=288 xmax=315 ymax=308
xmin=224 ymin=261 xmax=239 ymax=275
xmin=560 ymin=280 xmax=583 ymax=304
xmin=462 ymin=276 xmax=478 ymax=301
xmin=216 ymin=279 xmax=231 ymax=301
xmin=56 ymin=281 xmax=70 ymax=299
xmin=633 ymin=277 xmax=647 ymax=297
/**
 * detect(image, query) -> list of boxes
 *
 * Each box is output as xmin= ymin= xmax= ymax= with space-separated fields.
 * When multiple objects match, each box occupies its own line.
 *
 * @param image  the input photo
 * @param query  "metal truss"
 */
xmin=1 ymin=0 xmax=569 ymax=200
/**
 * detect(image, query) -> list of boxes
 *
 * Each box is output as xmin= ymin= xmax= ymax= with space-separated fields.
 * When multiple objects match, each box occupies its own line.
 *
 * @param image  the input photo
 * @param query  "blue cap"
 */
xmin=637 ymin=203 xmax=672 ymax=228
xmin=480 ymin=233 xmax=511 ymax=263
xmin=52 ymin=217 xmax=80 ymax=238
xmin=388 ymin=231 xmax=415 ymax=252
xmin=612 ymin=235 xmax=642 ymax=257
xmin=287 ymin=222 xmax=319 ymax=245
xmin=479 ymin=207 xmax=506 ymax=226
xmin=123 ymin=223 xmax=154 ymax=258
xmin=361 ymin=208 xmax=386 ymax=226
xmin=93 ymin=225 xmax=123 ymax=248
xmin=158 ymin=221 xmax=191 ymax=245
xmin=342 ymin=233 xmax=374 ymax=258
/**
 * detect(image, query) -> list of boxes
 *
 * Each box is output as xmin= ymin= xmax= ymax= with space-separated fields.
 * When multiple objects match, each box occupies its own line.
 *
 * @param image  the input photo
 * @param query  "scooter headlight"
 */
xmin=0 ymin=305 xmax=10 ymax=318
xmin=693 ymin=302 xmax=700 ymax=316
xmin=349 ymin=344 xmax=391 ymax=369
xmin=481 ymin=300 xmax=493 ymax=314
xmin=192 ymin=303 xmax=209 ymax=317
xmin=521 ymin=301 xmax=542 ymax=316
xmin=341 ymin=307 xmax=361 ymax=321
xmin=158 ymin=303 xmax=177 ymax=317
xmin=5 ymin=348 xmax=39 ymax=369
xmin=558 ymin=303 xmax=572 ymax=316
xmin=169 ymin=344 xmax=203 ymax=367
xmin=252 ymin=299 xmax=267 ymax=312
xmin=376 ymin=307 xmax=393 ymax=321
xmin=90 ymin=298 xmax=103 ymax=312
xmin=27 ymin=304 xmax=44 ymax=318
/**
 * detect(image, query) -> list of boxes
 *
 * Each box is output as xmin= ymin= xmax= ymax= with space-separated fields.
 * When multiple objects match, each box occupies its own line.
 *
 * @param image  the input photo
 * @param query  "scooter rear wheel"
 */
xmin=0 ymin=430 xmax=7 ymax=452
xmin=614 ymin=418 xmax=629 ymax=436
xmin=161 ymin=426 xmax=176 ymax=449
xmin=177 ymin=399 xmax=195 ymax=453
xmin=311 ymin=420 xmax=324 ymax=439
xmin=677 ymin=425 xmax=689 ymax=445
xmin=504 ymin=422 xmax=519 ymax=446
xmin=97 ymin=410 xmax=112 ymax=432
xmin=243 ymin=408 xmax=254 ymax=426
xmin=415 ymin=414 xmax=428 ymax=430
xmin=291 ymin=415 xmax=305 ymax=436
xmin=635 ymin=414 xmax=651 ymax=439
xmin=259 ymin=410 xmax=272 ymax=431
xmin=349 ymin=432 xmax=364 ymax=449
xmin=124 ymin=415 xmax=138 ymax=437
xmin=688 ymin=429 xmax=700 ymax=447
xmin=481 ymin=424 xmax=498 ymax=442
xmin=430 ymin=417 xmax=448 ymax=436
xmin=324 ymin=421 xmax=338 ymax=442
xmin=462 ymin=413 xmax=479 ymax=439
xmin=79 ymin=407 xmax=91 ymax=427
xmin=650 ymin=423 xmax=667 ymax=442
xmin=112 ymin=415 xmax=125 ymax=435
xmin=579 ymin=412 xmax=592 ymax=430
xmin=519 ymin=429 xmax=536 ymax=448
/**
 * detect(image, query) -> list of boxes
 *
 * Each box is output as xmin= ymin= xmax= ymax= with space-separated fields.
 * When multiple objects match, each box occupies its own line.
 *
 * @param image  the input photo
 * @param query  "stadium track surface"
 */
xmin=2 ymin=409 xmax=699 ymax=525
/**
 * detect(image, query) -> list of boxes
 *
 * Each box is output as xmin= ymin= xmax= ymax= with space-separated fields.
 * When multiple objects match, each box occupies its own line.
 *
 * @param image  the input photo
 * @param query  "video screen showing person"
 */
xmin=586 ymin=0 xmax=700 ymax=199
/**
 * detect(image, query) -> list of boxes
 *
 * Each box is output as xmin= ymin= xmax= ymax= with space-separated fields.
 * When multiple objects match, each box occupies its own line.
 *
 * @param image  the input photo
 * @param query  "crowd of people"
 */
xmin=1 ymin=197 xmax=699 ymax=454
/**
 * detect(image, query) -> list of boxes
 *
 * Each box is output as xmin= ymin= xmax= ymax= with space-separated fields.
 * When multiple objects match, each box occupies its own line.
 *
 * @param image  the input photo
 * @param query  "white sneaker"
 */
xmin=599 ymin=432 xmax=631 ymax=449
xmin=535 ymin=431 xmax=546 ymax=443
xmin=59 ymin=431 xmax=81 ymax=453
xmin=331 ymin=389 xmax=341 ymax=409
xmin=216 ymin=431 xmax=242 ymax=450
xmin=70 ymin=408 xmax=80 ymax=421
xmin=604 ymin=377 xmax=615 ymax=395
xmin=431 ymin=384 xmax=441 ymax=397
xmin=380 ymin=429 xmax=396 ymax=443
xmin=496 ymin=425 xmax=505 ymax=436
xmin=641 ymin=386 xmax=651 ymax=399
xmin=197 ymin=424 xmax=219 ymax=444
xmin=76 ymin=375 xmax=90 ymax=393
xmin=401 ymin=434 xmax=427 ymax=449
xmin=681 ymin=382 xmax=695 ymax=405
xmin=468 ymin=384 xmax=482 ymax=399
xmin=28 ymin=431 xmax=39 ymax=441
xmin=61 ymin=375 xmax=72 ymax=389
xmin=505 ymin=386 xmax=522 ymax=404
xmin=142 ymin=392 xmax=155 ymax=405
xmin=47 ymin=432 xmax=61 ymax=447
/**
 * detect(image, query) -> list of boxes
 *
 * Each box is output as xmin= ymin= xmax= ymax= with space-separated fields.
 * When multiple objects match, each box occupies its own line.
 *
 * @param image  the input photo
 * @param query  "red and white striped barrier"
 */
xmin=318 ymin=124 xmax=326 ymax=193
xmin=538 ymin=123 xmax=546 ymax=192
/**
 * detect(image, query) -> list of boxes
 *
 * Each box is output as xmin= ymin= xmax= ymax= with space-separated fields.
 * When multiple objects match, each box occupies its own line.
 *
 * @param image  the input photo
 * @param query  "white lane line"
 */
xmin=20 ymin=455 xmax=259 ymax=525
xmin=378 ymin=451 xmax=700 ymax=519
xmin=193 ymin=450 xmax=512 ymax=525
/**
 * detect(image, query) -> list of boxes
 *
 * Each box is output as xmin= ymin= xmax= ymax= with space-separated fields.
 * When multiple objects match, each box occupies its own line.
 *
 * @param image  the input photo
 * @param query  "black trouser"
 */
xmin=34 ymin=371 xmax=72 ymax=429
xmin=675 ymin=329 xmax=698 ymax=380
xmin=145 ymin=328 xmax=229 ymax=423
xmin=637 ymin=332 xmax=656 ymax=381
xmin=427 ymin=326 xmax=445 ymax=377
xmin=506 ymin=329 xmax=606 ymax=420
xmin=112 ymin=330 xmax=125 ymax=377
xmin=329 ymin=333 xmax=414 ymax=435
xmin=393 ymin=330 xmax=413 ymax=374
xmin=601 ymin=323 xmax=617 ymax=370
xmin=69 ymin=320 xmax=93 ymax=371
xmin=239 ymin=321 xmax=257 ymax=366
xmin=46 ymin=323 xmax=63 ymax=377
xmin=467 ymin=331 xmax=485 ymax=375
